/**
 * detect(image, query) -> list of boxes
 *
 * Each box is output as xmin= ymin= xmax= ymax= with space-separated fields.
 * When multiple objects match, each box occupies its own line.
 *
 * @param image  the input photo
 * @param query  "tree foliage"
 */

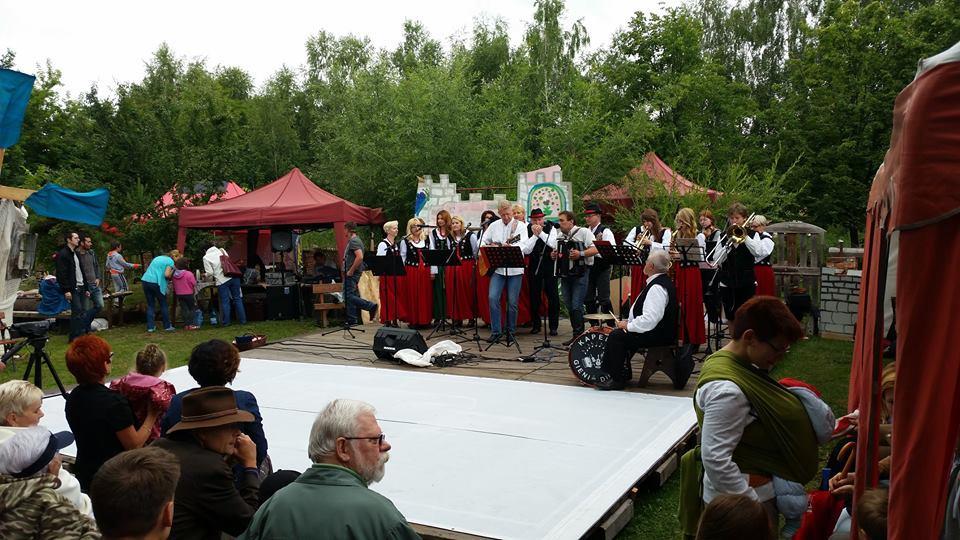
xmin=1 ymin=0 xmax=958 ymax=256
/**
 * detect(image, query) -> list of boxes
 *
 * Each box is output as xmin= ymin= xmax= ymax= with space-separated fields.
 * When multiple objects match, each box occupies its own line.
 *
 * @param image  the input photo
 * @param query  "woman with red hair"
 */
xmin=65 ymin=335 xmax=159 ymax=490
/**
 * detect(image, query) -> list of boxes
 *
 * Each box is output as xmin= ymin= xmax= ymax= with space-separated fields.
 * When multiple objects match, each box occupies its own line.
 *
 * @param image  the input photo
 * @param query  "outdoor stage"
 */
xmin=42 ymin=324 xmax=700 ymax=539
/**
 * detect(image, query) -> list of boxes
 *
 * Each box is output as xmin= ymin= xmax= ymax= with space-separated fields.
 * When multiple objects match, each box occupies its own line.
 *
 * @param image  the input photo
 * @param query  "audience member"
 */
xmin=65 ymin=334 xmax=159 ymax=491
xmin=153 ymin=386 xmax=260 ymax=539
xmin=141 ymin=251 xmax=176 ymax=332
xmin=695 ymin=493 xmax=774 ymax=540
xmin=55 ymin=230 xmax=89 ymax=342
xmin=0 ymin=425 xmax=100 ymax=538
xmin=241 ymin=399 xmax=420 ymax=540
xmin=679 ymin=297 xmax=816 ymax=536
xmin=90 ymin=446 xmax=180 ymax=540
xmin=257 ymin=469 xmax=301 ymax=505
xmin=78 ymin=233 xmax=104 ymax=333
xmin=855 ymin=488 xmax=888 ymax=540
xmin=161 ymin=339 xmax=268 ymax=472
xmin=109 ymin=344 xmax=176 ymax=444
xmin=172 ymin=258 xmax=200 ymax=329
xmin=0 ymin=380 xmax=93 ymax=516
xmin=203 ymin=242 xmax=247 ymax=325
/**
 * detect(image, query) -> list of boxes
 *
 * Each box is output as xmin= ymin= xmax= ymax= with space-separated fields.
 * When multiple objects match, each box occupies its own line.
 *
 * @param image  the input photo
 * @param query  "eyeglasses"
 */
xmin=107 ymin=351 xmax=114 ymax=363
xmin=762 ymin=339 xmax=791 ymax=355
xmin=344 ymin=433 xmax=386 ymax=446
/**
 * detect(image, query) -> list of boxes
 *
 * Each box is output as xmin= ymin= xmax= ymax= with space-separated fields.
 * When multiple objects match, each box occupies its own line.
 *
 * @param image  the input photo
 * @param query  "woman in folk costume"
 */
xmin=430 ymin=210 xmax=455 ymax=324
xmin=625 ymin=208 xmax=672 ymax=302
xmin=446 ymin=216 xmax=479 ymax=326
xmin=376 ymin=220 xmax=406 ymax=327
xmin=697 ymin=209 xmax=723 ymax=323
xmin=400 ymin=217 xmax=433 ymax=328
xmin=673 ymin=208 xmax=706 ymax=346
xmin=750 ymin=215 xmax=777 ymax=297
xmin=476 ymin=209 xmax=497 ymax=326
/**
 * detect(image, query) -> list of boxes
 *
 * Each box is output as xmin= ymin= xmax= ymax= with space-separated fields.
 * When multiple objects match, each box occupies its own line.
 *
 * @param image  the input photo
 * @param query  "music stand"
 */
xmin=423 ymin=248 xmax=461 ymax=339
xmin=481 ymin=245 xmax=524 ymax=353
xmin=529 ymin=230 xmax=563 ymax=359
xmin=365 ymin=252 xmax=406 ymax=327
xmin=595 ymin=241 xmax=645 ymax=318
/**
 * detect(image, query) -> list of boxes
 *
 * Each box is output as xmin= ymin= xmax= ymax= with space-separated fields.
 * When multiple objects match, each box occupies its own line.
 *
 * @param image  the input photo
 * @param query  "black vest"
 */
xmin=454 ymin=232 xmax=475 ymax=259
xmin=703 ymin=229 xmax=721 ymax=263
xmin=631 ymin=273 xmax=678 ymax=345
xmin=591 ymin=224 xmax=611 ymax=270
xmin=431 ymin=230 xmax=452 ymax=250
xmin=527 ymin=221 xmax=554 ymax=274
xmin=719 ymin=239 xmax=756 ymax=286
xmin=755 ymin=232 xmax=773 ymax=266
xmin=403 ymin=239 xmax=424 ymax=267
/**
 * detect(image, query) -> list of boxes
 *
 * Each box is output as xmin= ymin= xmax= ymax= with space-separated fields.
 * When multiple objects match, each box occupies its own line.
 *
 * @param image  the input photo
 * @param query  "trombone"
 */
xmin=705 ymin=213 xmax=757 ymax=266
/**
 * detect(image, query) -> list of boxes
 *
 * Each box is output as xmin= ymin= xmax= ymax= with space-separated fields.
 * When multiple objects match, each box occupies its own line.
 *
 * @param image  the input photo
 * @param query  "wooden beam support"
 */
xmin=0 ymin=184 xmax=35 ymax=202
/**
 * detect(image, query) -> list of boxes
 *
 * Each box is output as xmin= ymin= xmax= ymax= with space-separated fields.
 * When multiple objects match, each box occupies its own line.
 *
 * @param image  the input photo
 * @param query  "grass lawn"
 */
xmin=619 ymin=336 xmax=855 ymax=539
xmin=0 ymin=319 xmax=318 ymax=390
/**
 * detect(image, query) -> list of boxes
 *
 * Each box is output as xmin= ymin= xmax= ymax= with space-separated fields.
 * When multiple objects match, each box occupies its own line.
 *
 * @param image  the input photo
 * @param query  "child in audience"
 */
xmin=173 ymin=257 xmax=200 ymax=330
xmin=773 ymin=378 xmax=837 ymax=538
xmin=109 ymin=344 xmax=176 ymax=443
xmin=696 ymin=493 xmax=774 ymax=540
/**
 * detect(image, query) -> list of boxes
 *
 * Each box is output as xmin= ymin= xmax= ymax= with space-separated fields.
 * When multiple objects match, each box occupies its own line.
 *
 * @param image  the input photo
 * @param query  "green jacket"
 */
xmin=240 ymin=464 xmax=421 ymax=540
xmin=0 ymin=474 xmax=101 ymax=540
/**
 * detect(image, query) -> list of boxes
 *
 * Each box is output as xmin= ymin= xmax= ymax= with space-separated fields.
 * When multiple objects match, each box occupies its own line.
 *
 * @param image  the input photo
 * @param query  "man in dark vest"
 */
xmin=594 ymin=250 xmax=678 ymax=390
xmin=523 ymin=208 xmax=559 ymax=335
xmin=583 ymin=203 xmax=616 ymax=317
xmin=715 ymin=203 xmax=765 ymax=323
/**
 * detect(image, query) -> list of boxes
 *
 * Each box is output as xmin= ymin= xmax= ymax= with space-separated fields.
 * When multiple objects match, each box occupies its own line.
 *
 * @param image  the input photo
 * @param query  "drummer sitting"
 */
xmin=595 ymin=251 xmax=679 ymax=390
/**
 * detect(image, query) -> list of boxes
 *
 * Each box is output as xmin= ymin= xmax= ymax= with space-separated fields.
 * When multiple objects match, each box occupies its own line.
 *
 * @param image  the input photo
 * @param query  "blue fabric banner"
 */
xmin=0 ymin=68 xmax=36 ymax=148
xmin=25 ymin=183 xmax=110 ymax=226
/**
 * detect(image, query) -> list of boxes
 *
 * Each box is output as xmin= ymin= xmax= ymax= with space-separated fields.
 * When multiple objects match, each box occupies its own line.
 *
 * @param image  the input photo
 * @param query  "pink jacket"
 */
xmin=109 ymin=373 xmax=176 ymax=443
xmin=172 ymin=269 xmax=197 ymax=296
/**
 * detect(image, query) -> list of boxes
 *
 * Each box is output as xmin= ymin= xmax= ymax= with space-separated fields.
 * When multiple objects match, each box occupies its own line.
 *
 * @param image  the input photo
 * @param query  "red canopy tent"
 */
xmin=583 ymin=152 xmax=721 ymax=214
xmin=849 ymin=44 xmax=960 ymax=538
xmin=157 ymin=180 xmax=246 ymax=217
xmin=176 ymin=168 xmax=384 ymax=260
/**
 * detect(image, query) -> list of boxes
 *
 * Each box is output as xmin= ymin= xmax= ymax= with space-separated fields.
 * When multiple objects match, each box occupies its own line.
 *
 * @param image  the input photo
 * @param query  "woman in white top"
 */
xmin=750 ymin=215 xmax=777 ymax=296
xmin=400 ymin=218 xmax=433 ymax=327
xmin=626 ymin=208 xmax=672 ymax=300
xmin=376 ymin=221 xmax=407 ymax=327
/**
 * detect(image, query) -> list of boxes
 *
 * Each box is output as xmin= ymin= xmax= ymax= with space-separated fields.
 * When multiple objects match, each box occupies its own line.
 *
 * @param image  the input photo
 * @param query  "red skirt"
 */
xmin=445 ymin=259 xmax=478 ymax=320
xmin=399 ymin=263 xmax=433 ymax=326
xmin=517 ymin=257 xmax=532 ymax=325
xmin=478 ymin=272 xmax=492 ymax=324
xmin=379 ymin=276 xmax=402 ymax=322
xmin=755 ymin=265 xmax=776 ymax=297
xmin=630 ymin=266 xmax=646 ymax=303
xmin=675 ymin=265 xmax=706 ymax=345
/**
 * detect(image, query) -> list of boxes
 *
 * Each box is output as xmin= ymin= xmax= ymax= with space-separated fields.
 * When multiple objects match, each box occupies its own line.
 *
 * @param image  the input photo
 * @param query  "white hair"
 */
xmin=382 ymin=221 xmax=398 ymax=234
xmin=0 ymin=380 xmax=43 ymax=425
xmin=0 ymin=425 xmax=51 ymax=475
xmin=497 ymin=200 xmax=512 ymax=211
xmin=752 ymin=215 xmax=770 ymax=227
xmin=307 ymin=399 xmax=376 ymax=462
xmin=648 ymin=250 xmax=672 ymax=273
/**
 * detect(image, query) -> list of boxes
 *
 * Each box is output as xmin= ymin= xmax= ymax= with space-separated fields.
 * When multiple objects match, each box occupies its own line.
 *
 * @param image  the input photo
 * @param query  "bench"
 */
xmin=636 ymin=345 xmax=695 ymax=390
xmin=312 ymin=283 xmax=345 ymax=328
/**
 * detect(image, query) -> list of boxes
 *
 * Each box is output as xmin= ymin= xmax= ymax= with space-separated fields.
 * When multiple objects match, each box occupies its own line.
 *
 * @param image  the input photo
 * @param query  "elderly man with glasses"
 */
xmin=678 ymin=296 xmax=818 ymax=537
xmin=241 ymin=399 xmax=421 ymax=540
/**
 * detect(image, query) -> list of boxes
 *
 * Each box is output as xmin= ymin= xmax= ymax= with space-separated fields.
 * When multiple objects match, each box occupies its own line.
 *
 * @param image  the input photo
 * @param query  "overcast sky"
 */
xmin=1 ymin=0 xmax=676 ymax=97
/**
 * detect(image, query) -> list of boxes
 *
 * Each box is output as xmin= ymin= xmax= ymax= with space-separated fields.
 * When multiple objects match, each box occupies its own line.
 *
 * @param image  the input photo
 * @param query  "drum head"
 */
xmin=568 ymin=328 xmax=613 ymax=387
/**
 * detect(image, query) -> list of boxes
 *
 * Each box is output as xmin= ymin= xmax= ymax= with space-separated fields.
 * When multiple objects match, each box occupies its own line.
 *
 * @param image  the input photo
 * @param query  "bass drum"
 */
xmin=568 ymin=326 xmax=614 ymax=387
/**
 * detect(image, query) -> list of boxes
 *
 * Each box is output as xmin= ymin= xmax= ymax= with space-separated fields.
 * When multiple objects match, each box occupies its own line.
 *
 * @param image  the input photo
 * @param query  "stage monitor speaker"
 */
xmin=373 ymin=328 xmax=428 ymax=360
xmin=271 ymin=230 xmax=293 ymax=252
xmin=266 ymin=285 xmax=301 ymax=320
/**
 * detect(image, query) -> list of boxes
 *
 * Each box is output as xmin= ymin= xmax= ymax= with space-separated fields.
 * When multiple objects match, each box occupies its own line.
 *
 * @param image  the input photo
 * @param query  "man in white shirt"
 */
xmin=549 ymin=211 xmax=598 ymax=345
xmin=583 ymin=203 xmax=617 ymax=317
xmin=203 ymin=242 xmax=247 ymax=325
xmin=521 ymin=208 xmax=559 ymax=335
xmin=482 ymin=200 xmax=529 ymax=342
xmin=594 ymin=250 xmax=679 ymax=390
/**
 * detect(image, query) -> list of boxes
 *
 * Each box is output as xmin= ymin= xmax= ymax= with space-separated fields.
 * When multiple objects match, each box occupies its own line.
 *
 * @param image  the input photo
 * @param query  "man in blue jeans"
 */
xmin=342 ymin=222 xmax=377 ymax=325
xmin=78 ymin=234 xmax=104 ymax=332
xmin=54 ymin=231 xmax=88 ymax=342
xmin=203 ymin=243 xmax=247 ymax=326
xmin=481 ymin=201 xmax=529 ymax=343
xmin=551 ymin=210 xmax=598 ymax=346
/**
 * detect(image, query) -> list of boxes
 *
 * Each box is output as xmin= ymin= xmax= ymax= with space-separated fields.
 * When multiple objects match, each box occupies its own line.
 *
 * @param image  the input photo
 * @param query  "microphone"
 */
xmin=481 ymin=216 xmax=498 ymax=227
xmin=416 ymin=224 xmax=438 ymax=229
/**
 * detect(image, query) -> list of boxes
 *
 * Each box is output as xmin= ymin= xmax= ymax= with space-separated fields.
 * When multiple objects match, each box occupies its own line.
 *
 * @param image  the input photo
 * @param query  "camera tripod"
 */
xmin=2 ymin=335 xmax=68 ymax=398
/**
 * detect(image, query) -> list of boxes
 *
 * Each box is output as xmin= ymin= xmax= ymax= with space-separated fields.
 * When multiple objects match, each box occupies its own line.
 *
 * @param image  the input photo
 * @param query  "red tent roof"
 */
xmin=583 ymin=152 xmax=721 ymax=208
xmin=177 ymin=168 xmax=383 ymax=229
xmin=153 ymin=181 xmax=247 ymax=218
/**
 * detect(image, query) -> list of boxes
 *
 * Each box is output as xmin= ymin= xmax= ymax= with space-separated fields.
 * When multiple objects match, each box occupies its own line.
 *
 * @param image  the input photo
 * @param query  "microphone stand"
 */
xmin=530 ymin=224 xmax=562 ymax=359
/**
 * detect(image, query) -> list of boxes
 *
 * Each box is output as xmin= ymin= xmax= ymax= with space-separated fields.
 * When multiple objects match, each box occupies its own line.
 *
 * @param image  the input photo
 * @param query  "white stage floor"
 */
xmin=42 ymin=359 xmax=696 ymax=539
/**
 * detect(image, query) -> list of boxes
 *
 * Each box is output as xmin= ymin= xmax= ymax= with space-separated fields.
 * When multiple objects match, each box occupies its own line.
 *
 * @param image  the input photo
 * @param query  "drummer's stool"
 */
xmin=636 ymin=346 xmax=692 ymax=390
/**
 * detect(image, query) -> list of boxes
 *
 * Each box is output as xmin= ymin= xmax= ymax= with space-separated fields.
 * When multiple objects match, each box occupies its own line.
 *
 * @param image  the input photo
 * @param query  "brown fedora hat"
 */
xmin=167 ymin=386 xmax=255 ymax=434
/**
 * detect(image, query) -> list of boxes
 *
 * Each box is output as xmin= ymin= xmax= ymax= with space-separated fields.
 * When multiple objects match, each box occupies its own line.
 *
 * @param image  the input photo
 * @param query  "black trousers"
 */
xmin=700 ymin=268 xmax=723 ymax=323
xmin=528 ymin=271 xmax=559 ymax=331
xmin=599 ymin=328 xmax=668 ymax=382
xmin=585 ymin=264 xmax=612 ymax=315
xmin=720 ymin=282 xmax=756 ymax=322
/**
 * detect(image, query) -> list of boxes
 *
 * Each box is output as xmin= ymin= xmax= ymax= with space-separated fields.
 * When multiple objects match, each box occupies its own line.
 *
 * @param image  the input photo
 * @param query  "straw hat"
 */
xmin=166 ymin=386 xmax=254 ymax=434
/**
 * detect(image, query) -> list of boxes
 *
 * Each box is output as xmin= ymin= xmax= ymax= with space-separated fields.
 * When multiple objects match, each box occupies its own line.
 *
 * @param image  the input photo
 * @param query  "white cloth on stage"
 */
xmin=394 ymin=340 xmax=463 ymax=367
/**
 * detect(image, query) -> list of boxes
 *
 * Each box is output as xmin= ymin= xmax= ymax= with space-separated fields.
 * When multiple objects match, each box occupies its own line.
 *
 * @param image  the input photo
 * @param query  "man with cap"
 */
xmin=583 ymin=203 xmax=617 ymax=318
xmin=153 ymin=386 xmax=261 ymax=539
xmin=521 ymin=208 xmax=559 ymax=335
xmin=0 ymin=425 xmax=99 ymax=538
xmin=241 ymin=399 xmax=421 ymax=540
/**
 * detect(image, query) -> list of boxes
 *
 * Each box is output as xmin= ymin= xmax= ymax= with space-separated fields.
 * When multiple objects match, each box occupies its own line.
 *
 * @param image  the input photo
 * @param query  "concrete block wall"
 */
xmin=820 ymin=267 xmax=863 ymax=337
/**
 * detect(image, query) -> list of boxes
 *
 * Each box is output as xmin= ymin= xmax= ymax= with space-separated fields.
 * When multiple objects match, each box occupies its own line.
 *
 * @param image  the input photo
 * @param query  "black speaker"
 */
xmin=271 ymin=230 xmax=293 ymax=252
xmin=373 ymin=328 xmax=428 ymax=360
xmin=266 ymin=285 xmax=301 ymax=320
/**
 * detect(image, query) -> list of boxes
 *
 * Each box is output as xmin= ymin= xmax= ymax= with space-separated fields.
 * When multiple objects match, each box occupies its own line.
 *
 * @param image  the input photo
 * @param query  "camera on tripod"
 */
xmin=8 ymin=320 xmax=53 ymax=340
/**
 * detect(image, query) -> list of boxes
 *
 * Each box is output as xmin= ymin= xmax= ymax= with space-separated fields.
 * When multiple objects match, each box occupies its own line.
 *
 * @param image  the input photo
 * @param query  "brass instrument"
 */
xmin=705 ymin=213 xmax=757 ymax=266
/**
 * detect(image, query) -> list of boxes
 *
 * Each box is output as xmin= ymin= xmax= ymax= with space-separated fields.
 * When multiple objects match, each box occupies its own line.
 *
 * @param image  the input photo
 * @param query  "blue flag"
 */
xmin=0 ymin=68 xmax=35 ymax=148
xmin=25 ymin=183 xmax=111 ymax=226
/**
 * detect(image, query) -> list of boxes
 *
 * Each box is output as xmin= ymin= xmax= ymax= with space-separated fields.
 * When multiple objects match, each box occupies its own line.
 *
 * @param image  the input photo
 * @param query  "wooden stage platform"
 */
xmin=243 ymin=321 xmax=700 ymax=399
